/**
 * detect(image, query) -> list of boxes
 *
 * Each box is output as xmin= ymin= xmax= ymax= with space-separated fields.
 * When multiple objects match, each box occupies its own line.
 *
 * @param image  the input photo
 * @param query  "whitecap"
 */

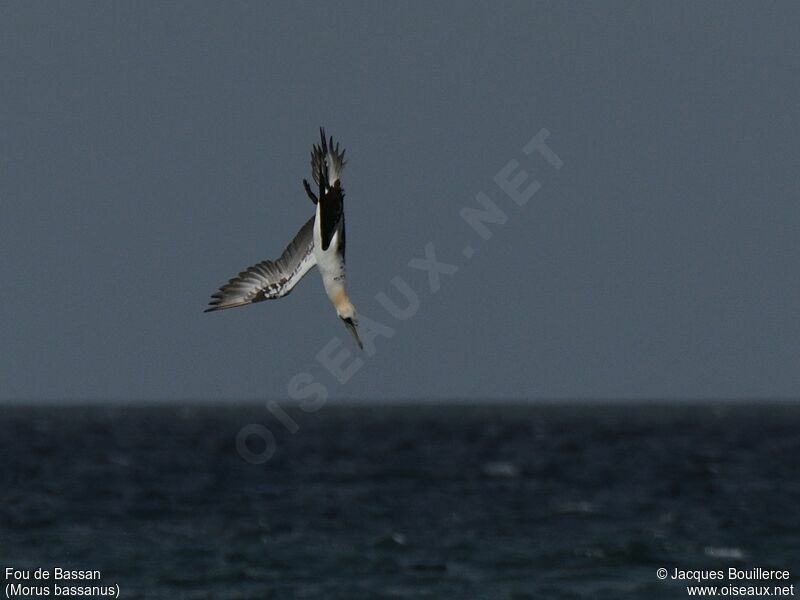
xmin=705 ymin=546 xmax=746 ymax=560
xmin=482 ymin=462 xmax=519 ymax=478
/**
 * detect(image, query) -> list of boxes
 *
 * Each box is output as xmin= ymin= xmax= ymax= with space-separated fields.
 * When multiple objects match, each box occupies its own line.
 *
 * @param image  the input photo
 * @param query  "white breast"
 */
xmin=313 ymin=203 xmax=346 ymax=303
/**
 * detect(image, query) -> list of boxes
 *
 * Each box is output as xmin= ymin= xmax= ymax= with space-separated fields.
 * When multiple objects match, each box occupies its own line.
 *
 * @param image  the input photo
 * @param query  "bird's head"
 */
xmin=337 ymin=300 xmax=363 ymax=350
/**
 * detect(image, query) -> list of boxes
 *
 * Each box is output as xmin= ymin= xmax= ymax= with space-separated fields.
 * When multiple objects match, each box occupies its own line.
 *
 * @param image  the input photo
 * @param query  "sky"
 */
xmin=1 ymin=2 xmax=799 ymax=403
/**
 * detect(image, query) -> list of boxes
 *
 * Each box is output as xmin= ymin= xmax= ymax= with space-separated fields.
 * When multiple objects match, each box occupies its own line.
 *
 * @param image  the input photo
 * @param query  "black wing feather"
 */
xmin=319 ymin=180 xmax=344 ymax=252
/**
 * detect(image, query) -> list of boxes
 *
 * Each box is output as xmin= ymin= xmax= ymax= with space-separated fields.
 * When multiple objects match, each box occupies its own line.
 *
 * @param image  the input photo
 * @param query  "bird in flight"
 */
xmin=205 ymin=128 xmax=362 ymax=349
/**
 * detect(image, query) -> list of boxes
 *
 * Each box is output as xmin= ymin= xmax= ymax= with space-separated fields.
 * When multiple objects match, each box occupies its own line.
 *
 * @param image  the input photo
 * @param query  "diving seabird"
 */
xmin=205 ymin=128 xmax=362 ymax=349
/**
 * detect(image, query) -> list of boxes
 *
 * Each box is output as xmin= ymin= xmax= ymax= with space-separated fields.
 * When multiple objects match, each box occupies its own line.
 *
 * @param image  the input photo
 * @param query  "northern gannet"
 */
xmin=205 ymin=129 xmax=362 ymax=349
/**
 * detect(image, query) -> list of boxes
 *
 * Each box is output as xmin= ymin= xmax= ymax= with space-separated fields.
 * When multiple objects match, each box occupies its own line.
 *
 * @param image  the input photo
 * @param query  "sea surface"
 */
xmin=1 ymin=402 xmax=798 ymax=599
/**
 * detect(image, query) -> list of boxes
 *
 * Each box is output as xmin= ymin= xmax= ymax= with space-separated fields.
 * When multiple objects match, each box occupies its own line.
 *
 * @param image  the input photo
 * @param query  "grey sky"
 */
xmin=1 ymin=2 xmax=799 ymax=403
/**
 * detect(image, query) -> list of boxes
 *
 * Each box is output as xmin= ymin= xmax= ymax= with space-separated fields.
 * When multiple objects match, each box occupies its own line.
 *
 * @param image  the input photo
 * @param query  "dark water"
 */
xmin=1 ymin=403 xmax=799 ymax=599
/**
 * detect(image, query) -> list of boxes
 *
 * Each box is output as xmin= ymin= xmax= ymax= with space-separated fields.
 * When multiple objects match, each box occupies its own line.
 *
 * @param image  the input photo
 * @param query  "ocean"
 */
xmin=1 ymin=402 xmax=798 ymax=599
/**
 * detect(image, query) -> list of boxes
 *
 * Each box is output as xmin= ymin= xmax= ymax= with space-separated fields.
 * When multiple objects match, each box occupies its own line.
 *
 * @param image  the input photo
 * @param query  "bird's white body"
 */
xmin=313 ymin=202 xmax=347 ymax=306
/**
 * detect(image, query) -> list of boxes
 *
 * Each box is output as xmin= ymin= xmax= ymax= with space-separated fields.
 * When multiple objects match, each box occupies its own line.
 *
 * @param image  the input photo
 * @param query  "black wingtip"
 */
xmin=320 ymin=127 xmax=328 ymax=154
xmin=302 ymin=178 xmax=318 ymax=204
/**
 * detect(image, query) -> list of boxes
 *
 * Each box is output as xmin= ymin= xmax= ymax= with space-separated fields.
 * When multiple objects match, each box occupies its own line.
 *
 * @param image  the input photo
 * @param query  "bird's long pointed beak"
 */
xmin=344 ymin=319 xmax=363 ymax=350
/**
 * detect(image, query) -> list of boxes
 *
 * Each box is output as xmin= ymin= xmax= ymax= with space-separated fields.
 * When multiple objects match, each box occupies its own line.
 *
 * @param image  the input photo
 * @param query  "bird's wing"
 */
xmin=319 ymin=180 xmax=344 ymax=252
xmin=302 ymin=178 xmax=318 ymax=204
xmin=205 ymin=216 xmax=316 ymax=312
xmin=310 ymin=129 xmax=347 ymax=252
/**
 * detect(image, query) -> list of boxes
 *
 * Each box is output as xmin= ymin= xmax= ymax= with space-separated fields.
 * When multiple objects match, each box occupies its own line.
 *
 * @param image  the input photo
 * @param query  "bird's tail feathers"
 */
xmin=311 ymin=127 xmax=346 ymax=189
